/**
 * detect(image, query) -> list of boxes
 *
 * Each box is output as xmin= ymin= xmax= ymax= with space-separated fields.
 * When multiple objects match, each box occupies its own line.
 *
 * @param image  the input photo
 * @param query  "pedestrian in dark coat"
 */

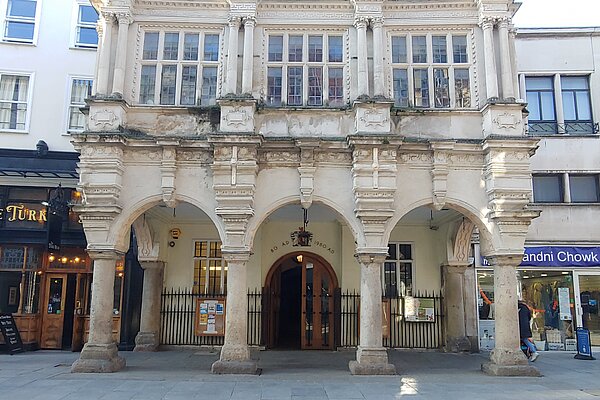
xmin=518 ymin=300 xmax=539 ymax=361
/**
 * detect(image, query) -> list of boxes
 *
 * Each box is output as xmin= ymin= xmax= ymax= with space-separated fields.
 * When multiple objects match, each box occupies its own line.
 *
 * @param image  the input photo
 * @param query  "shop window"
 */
xmin=193 ymin=240 xmax=225 ymax=295
xmin=390 ymin=33 xmax=471 ymax=109
xmin=139 ymin=30 xmax=220 ymax=106
xmin=384 ymin=243 xmax=413 ymax=298
xmin=570 ymin=175 xmax=600 ymax=203
xmin=2 ymin=0 xmax=38 ymax=44
xmin=532 ymin=174 xmax=563 ymax=203
xmin=47 ymin=248 xmax=88 ymax=269
xmin=74 ymin=3 xmax=98 ymax=48
xmin=0 ymin=73 xmax=31 ymax=132
xmin=67 ymin=78 xmax=93 ymax=132
xmin=0 ymin=245 xmax=42 ymax=314
xmin=265 ymin=32 xmax=345 ymax=107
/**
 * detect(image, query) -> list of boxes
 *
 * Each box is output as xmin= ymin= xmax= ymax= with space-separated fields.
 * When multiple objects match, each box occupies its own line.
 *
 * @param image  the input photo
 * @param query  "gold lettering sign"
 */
xmin=0 ymin=204 xmax=47 ymax=223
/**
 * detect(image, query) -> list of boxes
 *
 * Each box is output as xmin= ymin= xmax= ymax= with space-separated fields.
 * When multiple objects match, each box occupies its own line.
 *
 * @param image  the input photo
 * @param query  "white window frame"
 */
xmin=389 ymin=30 xmax=474 ymax=110
xmin=0 ymin=70 xmax=34 ymax=133
xmin=137 ymin=29 xmax=222 ymax=106
xmin=383 ymin=242 xmax=415 ymax=297
xmin=70 ymin=0 xmax=98 ymax=49
xmin=264 ymin=30 xmax=348 ymax=108
xmin=1 ymin=0 xmax=42 ymax=45
xmin=64 ymin=75 xmax=93 ymax=134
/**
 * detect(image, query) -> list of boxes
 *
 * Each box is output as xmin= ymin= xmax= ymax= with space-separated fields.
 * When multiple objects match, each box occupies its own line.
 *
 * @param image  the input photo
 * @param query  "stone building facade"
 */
xmin=72 ymin=0 xmax=540 ymax=376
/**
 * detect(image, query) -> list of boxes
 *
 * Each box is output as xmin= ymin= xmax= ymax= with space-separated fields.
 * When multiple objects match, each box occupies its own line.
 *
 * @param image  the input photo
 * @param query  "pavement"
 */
xmin=1 ymin=348 xmax=600 ymax=399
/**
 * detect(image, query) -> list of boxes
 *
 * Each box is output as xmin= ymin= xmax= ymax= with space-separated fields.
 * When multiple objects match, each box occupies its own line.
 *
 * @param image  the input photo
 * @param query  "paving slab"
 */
xmin=2 ymin=349 xmax=600 ymax=399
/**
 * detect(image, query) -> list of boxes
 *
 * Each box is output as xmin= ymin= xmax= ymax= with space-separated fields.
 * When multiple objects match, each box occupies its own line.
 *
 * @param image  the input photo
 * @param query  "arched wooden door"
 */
xmin=264 ymin=252 xmax=338 ymax=350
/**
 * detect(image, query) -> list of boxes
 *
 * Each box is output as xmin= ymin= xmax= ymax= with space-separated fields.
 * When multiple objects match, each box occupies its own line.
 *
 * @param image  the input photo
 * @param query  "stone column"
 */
xmin=481 ymin=255 xmax=540 ymax=376
xmin=96 ymin=12 xmax=114 ymax=95
xmin=442 ymin=264 xmax=471 ymax=352
xmin=497 ymin=19 xmax=514 ymax=100
xmin=112 ymin=12 xmax=132 ymax=96
xmin=371 ymin=17 xmax=385 ymax=98
xmin=481 ymin=18 xmax=499 ymax=100
xmin=241 ymin=17 xmax=255 ymax=95
xmin=134 ymin=261 xmax=165 ymax=352
xmin=72 ymin=251 xmax=125 ymax=373
xmin=355 ymin=17 xmax=369 ymax=97
xmin=225 ymin=16 xmax=241 ymax=95
xmin=554 ymin=74 xmax=566 ymax=133
xmin=349 ymin=252 xmax=396 ymax=375
xmin=211 ymin=251 xmax=258 ymax=374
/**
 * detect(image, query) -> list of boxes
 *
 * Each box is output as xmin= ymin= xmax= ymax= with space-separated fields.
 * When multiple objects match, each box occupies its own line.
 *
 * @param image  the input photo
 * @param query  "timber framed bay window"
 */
xmin=66 ymin=77 xmax=92 ymax=133
xmin=2 ymin=0 xmax=40 ymax=44
xmin=0 ymin=72 xmax=31 ymax=132
xmin=266 ymin=32 xmax=346 ymax=107
xmin=193 ymin=240 xmax=226 ymax=295
xmin=139 ymin=30 xmax=220 ymax=106
xmin=391 ymin=32 xmax=472 ymax=109
xmin=523 ymin=74 xmax=596 ymax=134
xmin=384 ymin=243 xmax=414 ymax=298
xmin=533 ymin=173 xmax=600 ymax=203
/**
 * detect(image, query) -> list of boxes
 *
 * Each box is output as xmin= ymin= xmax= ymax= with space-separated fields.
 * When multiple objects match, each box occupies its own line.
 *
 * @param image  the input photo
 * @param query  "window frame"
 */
xmin=532 ymin=173 xmax=564 ymax=203
xmin=71 ymin=1 xmax=98 ymax=49
xmin=65 ymin=75 xmax=93 ymax=134
xmin=0 ymin=70 xmax=34 ymax=133
xmin=1 ymin=0 xmax=41 ymax=45
xmin=569 ymin=174 xmax=600 ymax=203
xmin=264 ymin=30 xmax=347 ymax=108
xmin=137 ymin=29 xmax=222 ymax=107
xmin=193 ymin=239 xmax=226 ymax=295
xmin=384 ymin=242 xmax=414 ymax=298
xmin=390 ymin=31 xmax=473 ymax=110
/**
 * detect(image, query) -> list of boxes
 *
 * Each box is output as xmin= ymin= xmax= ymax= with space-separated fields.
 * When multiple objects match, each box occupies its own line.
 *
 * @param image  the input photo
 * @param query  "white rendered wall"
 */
xmin=0 ymin=0 xmax=97 ymax=152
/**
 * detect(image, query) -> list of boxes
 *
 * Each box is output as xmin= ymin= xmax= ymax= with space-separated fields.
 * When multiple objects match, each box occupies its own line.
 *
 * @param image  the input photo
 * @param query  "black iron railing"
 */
xmin=527 ymin=121 xmax=599 ymax=135
xmin=160 ymin=288 xmax=444 ymax=349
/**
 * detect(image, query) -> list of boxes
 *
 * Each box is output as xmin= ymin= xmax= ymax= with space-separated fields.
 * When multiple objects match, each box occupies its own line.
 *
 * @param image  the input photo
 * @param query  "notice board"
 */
xmin=0 ymin=313 xmax=23 ymax=354
xmin=195 ymin=298 xmax=226 ymax=336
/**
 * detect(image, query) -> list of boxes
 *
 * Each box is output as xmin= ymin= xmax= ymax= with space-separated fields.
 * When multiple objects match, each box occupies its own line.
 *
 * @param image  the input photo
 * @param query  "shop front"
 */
xmin=0 ymin=185 xmax=128 ymax=350
xmin=477 ymin=246 xmax=600 ymax=351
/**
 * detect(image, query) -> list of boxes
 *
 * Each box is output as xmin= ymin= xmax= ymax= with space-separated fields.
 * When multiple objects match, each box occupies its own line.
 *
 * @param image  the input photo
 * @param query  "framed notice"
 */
xmin=8 ymin=287 xmax=18 ymax=306
xmin=404 ymin=297 xmax=435 ymax=322
xmin=195 ymin=298 xmax=226 ymax=336
xmin=558 ymin=287 xmax=572 ymax=321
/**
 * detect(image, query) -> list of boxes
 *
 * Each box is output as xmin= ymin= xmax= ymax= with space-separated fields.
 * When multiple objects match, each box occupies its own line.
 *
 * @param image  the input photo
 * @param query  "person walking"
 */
xmin=518 ymin=299 xmax=540 ymax=362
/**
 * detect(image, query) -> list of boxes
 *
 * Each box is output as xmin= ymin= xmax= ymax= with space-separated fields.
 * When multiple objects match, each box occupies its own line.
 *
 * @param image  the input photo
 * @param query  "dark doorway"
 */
xmin=277 ymin=264 xmax=302 ymax=348
xmin=61 ymin=274 xmax=77 ymax=349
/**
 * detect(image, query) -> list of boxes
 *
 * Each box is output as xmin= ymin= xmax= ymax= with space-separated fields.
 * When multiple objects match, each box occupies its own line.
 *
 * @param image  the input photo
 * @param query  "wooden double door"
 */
xmin=265 ymin=253 xmax=337 ymax=350
xmin=40 ymin=273 xmax=89 ymax=350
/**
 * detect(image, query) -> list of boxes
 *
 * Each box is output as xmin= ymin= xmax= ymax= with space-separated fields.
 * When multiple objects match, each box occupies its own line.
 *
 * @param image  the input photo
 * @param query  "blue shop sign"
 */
xmin=482 ymin=247 xmax=600 ymax=268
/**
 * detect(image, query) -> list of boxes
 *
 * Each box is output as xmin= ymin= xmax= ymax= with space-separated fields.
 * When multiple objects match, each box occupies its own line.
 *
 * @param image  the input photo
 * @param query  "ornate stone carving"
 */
xmin=493 ymin=112 xmax=521 ymax=130
xmin=89 ymin=109 xmax=120 ymax=131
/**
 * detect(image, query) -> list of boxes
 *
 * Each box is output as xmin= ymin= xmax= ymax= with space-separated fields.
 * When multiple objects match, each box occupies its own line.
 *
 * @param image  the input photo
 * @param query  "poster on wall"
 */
xmin=558 ymin=287 xmax=572 ymax=321
xmin=195 ymin=298 xmax=226 ymax=336
xmin=404 ymin=297 xmax=435 ymax=322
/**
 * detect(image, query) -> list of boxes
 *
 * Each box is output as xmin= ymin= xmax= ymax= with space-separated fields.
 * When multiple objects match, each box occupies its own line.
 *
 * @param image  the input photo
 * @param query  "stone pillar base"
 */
xmin=211 ymin=360 xmax=260 ymax=375
xmin=481 ymin=362 xmax=541 ymax=377
xmin=134 ymin=331 xmax=159 ymax=352
xmin=71 ymin=343 xmax=125 ymax=373
xmin=445 ymin=336 xmax=472 ymax=353
xmin=349 ymin=347 xmax=396 ymax=375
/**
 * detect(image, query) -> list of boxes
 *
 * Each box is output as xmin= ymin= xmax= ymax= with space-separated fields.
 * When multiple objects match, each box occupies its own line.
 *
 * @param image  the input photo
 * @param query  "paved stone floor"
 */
xmin=2 ymin=348 xmax=600 ymax=399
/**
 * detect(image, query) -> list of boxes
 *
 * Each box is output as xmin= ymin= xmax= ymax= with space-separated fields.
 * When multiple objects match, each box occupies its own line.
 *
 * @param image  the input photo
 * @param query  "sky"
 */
xmin=512 ymin=0 xmax=600 ymax=28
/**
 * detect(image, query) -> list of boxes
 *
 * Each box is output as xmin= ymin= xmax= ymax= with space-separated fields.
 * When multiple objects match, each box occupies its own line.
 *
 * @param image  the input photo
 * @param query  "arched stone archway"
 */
xmin=263 ymin=251 xmax=339 ymax=350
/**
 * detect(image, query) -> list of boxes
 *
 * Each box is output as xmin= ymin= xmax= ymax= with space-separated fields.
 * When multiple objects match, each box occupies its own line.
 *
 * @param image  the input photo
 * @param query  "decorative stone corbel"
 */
xmin=430 ymin=142 xmax=454 ymax=211
xmin=159 ymin=142 xmax=178 ymax=208
xmin=297 ymin=140 xmax=319 ymax=209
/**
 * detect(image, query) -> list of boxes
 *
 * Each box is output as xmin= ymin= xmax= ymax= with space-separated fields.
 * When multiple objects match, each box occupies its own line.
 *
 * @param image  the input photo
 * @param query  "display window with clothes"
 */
xmin=476 ymin=269 xmax=576 ymax=352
